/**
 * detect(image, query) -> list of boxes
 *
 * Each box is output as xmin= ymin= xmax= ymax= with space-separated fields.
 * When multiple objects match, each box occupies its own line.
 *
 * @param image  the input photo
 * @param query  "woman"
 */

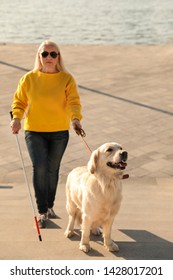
xmin=10 ymin=40 xmax=82 ymax=228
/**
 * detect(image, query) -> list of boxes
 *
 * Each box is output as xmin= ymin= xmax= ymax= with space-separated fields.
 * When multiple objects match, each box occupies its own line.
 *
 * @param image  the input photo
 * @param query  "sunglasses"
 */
xmin=41 ymin=51 xmax=59 ymax=58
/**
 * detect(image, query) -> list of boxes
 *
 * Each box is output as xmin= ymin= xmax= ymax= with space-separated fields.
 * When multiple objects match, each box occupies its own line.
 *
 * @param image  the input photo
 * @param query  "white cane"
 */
xmin=10 ymin=111 xmax=42 ymax=241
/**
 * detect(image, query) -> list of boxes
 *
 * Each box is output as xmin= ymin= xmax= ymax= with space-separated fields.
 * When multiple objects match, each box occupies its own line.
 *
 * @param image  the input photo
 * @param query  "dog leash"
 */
xmin=76 ymin=128 xmax=92 ymax=153
xmin=75 ymin=128 xmax=129 ymax=180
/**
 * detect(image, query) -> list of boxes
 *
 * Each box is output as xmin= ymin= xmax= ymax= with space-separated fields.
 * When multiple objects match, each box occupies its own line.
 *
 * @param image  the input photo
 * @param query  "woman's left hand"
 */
xmin=72 ymin=119 xmax=82 ymax=135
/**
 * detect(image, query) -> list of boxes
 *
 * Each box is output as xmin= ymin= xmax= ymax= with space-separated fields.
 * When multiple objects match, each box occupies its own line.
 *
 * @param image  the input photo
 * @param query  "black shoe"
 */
xmin=38 ymin=213 xmax=48 ymax=228
xmin=48 ymin=208 xmax=58 ymax=219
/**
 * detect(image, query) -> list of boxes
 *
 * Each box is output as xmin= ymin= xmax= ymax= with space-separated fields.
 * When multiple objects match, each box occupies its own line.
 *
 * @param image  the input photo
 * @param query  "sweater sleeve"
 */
xmin=11 ymin=75 xmax=28 ymax=120
xmin=65 ymin=75 xmax=82 ymax=121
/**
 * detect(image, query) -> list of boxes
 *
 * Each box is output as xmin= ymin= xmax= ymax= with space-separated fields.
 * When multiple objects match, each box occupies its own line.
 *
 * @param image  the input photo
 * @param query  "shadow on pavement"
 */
xmin=0 ymin=186 xmax=14 ymax=189
xmin=65 ymin=228 xmax=173 ymax=259
xmin=116 ymin=229 xmax=173 ymax=260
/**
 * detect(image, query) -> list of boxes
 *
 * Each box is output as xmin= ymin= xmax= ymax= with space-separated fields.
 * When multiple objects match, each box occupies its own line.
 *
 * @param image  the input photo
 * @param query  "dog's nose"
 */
xmin=121 ymin=151 xmax=128 ymax=161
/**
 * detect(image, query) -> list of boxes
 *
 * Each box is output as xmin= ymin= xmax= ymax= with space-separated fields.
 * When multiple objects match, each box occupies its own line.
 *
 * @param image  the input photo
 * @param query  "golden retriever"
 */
xmin=64 ymin=142 xmax=128 ymax=253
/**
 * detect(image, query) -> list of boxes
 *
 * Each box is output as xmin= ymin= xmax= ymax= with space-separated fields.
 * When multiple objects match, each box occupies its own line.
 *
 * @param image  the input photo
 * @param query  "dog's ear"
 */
xmin=87 ymin=149 xmax=99 ymax=174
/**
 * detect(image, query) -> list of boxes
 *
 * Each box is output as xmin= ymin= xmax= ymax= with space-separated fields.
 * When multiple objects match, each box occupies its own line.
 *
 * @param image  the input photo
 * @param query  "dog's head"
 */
xmin=87 ymin=142 xmax=128 ymax=176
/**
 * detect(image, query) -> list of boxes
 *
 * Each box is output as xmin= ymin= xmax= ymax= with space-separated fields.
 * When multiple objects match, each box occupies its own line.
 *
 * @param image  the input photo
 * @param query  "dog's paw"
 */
xmin=64 ymin=230 xmax=74 ymax=238
xmin=91 ymin=227 xmax=102 ymax=236
xmin=79 ymin=243 xmax=91 ymax=253
xmin=105 ymin=241 xmax=119 ymax=252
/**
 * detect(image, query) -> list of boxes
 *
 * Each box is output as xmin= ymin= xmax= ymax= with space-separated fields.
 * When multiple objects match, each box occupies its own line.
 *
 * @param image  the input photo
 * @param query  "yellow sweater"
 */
xmin=11 ymin=70 xmax=82 ymax=132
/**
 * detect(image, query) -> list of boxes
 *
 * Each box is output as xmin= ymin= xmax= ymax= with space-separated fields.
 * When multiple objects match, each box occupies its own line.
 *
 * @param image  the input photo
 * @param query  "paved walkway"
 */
xmin=0 ymin=43 xmax=173 ymax=260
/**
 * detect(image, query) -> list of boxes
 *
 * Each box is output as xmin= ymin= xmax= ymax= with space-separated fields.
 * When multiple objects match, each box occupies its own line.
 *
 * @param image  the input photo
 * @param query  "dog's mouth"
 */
xmin=107 ymin=161 xmax=127 ymax=170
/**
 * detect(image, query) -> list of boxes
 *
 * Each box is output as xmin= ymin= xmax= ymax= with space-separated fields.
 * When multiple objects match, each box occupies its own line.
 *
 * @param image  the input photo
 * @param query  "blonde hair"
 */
xmin=34 ymin=40 xmax=68 ymax=72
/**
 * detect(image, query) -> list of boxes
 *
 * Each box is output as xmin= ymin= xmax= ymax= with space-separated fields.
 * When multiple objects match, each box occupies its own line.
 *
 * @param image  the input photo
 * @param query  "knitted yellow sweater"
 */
xmin=11 ymin=70 xmax=82 ymax=132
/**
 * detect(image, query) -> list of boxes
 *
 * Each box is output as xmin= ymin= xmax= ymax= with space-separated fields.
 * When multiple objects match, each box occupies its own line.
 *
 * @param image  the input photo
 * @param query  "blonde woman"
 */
xmin=10 ymin=41 xmax=82 ymax=228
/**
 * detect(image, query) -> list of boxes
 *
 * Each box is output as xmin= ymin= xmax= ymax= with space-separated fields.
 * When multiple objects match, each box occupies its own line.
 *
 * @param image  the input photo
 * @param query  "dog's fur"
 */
xmin=64 ymin=142 xmax=128 ymax=253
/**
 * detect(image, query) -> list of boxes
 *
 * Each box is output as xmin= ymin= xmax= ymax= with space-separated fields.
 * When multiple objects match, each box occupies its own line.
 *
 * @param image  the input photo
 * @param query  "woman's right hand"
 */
xmin=10 ymin=118 xmax=21 ymax=134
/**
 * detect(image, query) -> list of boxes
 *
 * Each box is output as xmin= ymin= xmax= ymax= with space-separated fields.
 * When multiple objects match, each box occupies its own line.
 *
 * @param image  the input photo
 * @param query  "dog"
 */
xmin=64 ymin=142 xmax=128 ymax=253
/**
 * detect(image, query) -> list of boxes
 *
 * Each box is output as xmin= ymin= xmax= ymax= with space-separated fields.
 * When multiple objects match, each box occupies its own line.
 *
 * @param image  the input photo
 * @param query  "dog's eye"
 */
xmin=106 ymin=148 xmax=113 ymax=152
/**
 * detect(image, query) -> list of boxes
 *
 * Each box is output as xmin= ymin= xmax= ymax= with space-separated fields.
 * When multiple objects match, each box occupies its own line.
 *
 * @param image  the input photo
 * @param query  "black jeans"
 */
xmin=25 ymin=130 xmax=69 ymax=214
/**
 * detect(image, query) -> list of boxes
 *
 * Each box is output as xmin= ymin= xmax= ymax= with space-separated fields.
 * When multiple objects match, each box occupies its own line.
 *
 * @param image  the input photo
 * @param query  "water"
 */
xmin=1 ymin=0 xmax=173 ymax=45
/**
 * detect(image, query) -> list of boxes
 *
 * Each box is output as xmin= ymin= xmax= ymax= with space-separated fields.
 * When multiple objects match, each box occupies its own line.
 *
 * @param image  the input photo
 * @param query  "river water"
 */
xmin=1 ymin=0 xmax=173 ymax=44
